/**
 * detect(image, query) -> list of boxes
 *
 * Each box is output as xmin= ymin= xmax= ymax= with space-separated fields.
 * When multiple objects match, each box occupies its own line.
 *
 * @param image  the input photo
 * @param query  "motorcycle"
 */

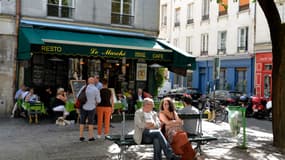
xmin=238 ymin=95 xmax=252 ymax=117
xmin=251 ymin=96 xmax=268 ymax=119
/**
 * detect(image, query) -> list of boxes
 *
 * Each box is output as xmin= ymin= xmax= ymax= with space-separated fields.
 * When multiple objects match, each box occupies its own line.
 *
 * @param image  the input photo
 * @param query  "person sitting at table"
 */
xmin=178 ymin=95 xmax=199 ymax=136
xmin=24 ymin=88 xmax=39 ymax=103
xmin=159 ymin=97 xmax=197 ymax=160
xmin=134 ymin=97 xmax=181 ymax=160
xmin=10 ymin=85 xmax=27 ymax=118
xmin=42 ymin=86 xmax=55 ymax=116
xmin=52 ymin=88 xmax=68 ymax=120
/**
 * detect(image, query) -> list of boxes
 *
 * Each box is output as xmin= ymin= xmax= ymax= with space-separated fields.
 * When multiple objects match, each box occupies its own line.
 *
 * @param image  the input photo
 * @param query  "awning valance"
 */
xmin=18 ymin=27 xmax=196 ymax=75
xmin=18 ymin=27 xmax=172 ymax=61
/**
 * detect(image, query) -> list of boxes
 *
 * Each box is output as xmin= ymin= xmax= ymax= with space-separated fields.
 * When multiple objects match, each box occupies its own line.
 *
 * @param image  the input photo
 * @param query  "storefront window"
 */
xmin=88 ymin=59 xmax=101 ymax=77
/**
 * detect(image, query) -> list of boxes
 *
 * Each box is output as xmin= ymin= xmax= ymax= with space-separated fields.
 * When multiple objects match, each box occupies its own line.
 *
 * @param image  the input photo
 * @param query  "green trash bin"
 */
xmin=228 ymin=106 xmax=247 ymax=148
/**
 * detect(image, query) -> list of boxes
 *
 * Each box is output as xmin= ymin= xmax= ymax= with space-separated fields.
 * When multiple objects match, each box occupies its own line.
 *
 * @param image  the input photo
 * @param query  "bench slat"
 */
xmin=106 ymin=134 xmax=217 ymax=146
xmin=178 ymin=114 xmax=208 ymax=119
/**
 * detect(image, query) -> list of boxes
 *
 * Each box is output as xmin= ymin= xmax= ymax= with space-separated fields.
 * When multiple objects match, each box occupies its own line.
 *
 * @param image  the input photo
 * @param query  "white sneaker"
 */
xmin=97 ymin=135 xmax=102 ymax=139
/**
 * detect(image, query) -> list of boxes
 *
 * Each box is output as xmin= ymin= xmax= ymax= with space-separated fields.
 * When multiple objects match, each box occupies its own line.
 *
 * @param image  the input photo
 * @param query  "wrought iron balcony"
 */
xmin=111 ymin=13 xmax=134 ymax=26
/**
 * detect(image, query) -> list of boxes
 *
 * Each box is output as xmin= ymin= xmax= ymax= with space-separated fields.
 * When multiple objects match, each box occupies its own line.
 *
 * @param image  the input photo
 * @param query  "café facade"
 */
xmin=17 ymin=19 xmax=196 ymax=97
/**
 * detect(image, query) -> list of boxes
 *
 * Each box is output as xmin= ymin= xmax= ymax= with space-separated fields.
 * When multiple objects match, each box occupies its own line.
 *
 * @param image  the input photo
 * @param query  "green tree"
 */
xmin=153 ymin=68 xmax=165 ymax=97
xmin=216 ymin=0 xmax=285 ymax=151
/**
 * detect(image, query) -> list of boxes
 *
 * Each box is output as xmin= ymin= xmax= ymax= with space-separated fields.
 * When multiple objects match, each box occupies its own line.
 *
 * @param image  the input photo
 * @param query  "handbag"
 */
xmin=75 ymin=86 xmax=87 ymax=108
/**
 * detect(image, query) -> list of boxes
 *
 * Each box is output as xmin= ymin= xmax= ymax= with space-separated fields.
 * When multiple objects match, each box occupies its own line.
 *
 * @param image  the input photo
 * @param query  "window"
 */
xmin=237 ymin=27 xmax=248 ymax=52
xmin=187 ymin=3 xmax=194 ymax=24
xmin=236 ymin=68 xmax=247 ymax=93
xmin=161 ymin=4 xmax=167 ymax=26
xmin=239 ymin=0 xmax=249 ymax=11
xmin=264 ymin=64 xmax=272 ymax=70
xmin=174 ymin=8 xmax=180 ymax=27
xmin=111 ymin=0 xmax=134 ymax=25
xmin=202 ymin=0 xmax=209 ymax=20
xmin=218 ymin=0 xmax=228 ymax=16
xmin=186 ymin=36 xmax=193 ymax=54
xmin=201 ymin=33 xmax=208 ymax=56
xmin=47 ymin=0 xmax=75 ymax=18
xmin=218 ymin=31 xmax=227 ymax=55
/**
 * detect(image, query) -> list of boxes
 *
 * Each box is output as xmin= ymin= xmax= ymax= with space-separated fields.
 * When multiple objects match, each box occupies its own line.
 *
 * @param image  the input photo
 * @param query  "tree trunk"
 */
xmin=258 ymin=0 xmax=285 ymax=151
xmin=272 ymin=26 xmax=285 ymax=151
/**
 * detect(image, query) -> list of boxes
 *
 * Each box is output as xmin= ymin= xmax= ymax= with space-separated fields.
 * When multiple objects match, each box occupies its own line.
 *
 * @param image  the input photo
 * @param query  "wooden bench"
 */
xmin=105 ymin=134 xmax=217 ymax=159
xmin=106 ymin=113 xmax=217 ymax=159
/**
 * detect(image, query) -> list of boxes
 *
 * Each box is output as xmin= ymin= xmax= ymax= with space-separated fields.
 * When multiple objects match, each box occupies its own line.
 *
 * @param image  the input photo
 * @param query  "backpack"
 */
xmin=75 ymin=86 xmax=87 ymax=109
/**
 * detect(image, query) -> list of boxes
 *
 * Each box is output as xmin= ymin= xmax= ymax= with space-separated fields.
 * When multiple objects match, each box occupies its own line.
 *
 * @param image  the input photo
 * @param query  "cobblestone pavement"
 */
xmin=0 ymin=117 xmax=284 ymax=160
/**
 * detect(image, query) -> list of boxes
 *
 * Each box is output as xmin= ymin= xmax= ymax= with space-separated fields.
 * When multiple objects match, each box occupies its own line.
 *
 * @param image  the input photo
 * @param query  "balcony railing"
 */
xmin=237 ymin=46 xmax=247 ymax=53
xmin=174 ymin=21 xmax=180 ymax=27
xmin=239 ymin=4 xmax=249 ymax=11
xmin=47 ymin=4 xmax=74 ymax=18
xmin=219 ymin=10 xmax=227 ymax=16
xmin=111 ymin=13 xmax=134 ymax=26
xmin=202 ymin=14 xmax=209 ymax=20
xmin=200 ymin=51 xmax=208 ymax=56
xmin=187 ymin=19 xmax=194 ymax=24
xmin=217 ymin=48 xmax=226 ymax=55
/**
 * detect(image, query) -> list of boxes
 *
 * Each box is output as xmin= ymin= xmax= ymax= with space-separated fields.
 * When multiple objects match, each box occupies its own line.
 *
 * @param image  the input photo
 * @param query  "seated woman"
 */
xmin=52 ymin=88 xmax=68 ymax=119
xmin=159 ymin=97 xmax=197 ymax=160
xmin=24 ymin=88 xmax=39 ymax=103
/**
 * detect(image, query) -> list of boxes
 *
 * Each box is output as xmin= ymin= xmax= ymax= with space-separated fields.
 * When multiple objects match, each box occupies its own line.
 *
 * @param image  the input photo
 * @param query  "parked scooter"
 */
xmin=239 ymin=95 xmax=252 ymax=117
xmin=251 ymin=96 xmax=268 ymax=119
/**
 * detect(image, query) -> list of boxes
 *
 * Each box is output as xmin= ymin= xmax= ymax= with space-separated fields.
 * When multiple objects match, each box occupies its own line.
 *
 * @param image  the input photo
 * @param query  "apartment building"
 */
xmin=0 ymin=0 xmax=195 ymax=115
xmin=159 ymin=0 xmax=255 ymax=95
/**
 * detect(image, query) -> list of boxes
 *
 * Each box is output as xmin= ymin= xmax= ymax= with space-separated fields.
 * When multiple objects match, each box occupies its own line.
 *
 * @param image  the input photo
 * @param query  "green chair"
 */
xmin=65 ymin=101 xmax=75 ymax=113
xmin=114 ymin=103 xmax=123 ymax=110
xmin=135 ymin=101 xmax=143 ymax=109
xmin=154 ymin=102 xmax=160 ymax=111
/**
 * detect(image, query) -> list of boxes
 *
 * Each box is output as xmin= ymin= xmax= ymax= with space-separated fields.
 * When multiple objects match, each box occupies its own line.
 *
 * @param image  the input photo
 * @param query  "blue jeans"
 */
xmin=142 ymin=129 xmax=175 ymax=160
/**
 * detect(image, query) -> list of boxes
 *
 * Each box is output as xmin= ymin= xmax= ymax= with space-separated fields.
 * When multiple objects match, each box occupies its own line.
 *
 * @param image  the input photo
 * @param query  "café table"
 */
xmin=22 ymin=101 xmax=46 ymax=124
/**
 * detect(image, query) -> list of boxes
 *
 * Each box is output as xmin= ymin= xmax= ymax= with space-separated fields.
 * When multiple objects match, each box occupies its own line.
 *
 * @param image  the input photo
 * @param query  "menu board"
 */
xmin=70 ymin=80 xmax=86 ymax=99
xmin=32 ymin=65 xmax=45 ymax=86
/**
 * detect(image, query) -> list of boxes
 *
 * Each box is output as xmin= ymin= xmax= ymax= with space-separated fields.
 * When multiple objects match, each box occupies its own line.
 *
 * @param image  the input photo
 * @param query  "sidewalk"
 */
xmin=0 ymin=117 xmax=284 ymax=160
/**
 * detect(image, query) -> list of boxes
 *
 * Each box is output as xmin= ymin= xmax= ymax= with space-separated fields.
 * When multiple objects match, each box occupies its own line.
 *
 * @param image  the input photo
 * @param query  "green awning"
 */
xmin=18 ymin=27 xmax=196 ymax=75
xmin=18 ymin=27 xmax=172 ymax=61
xmin=157 ymin=40 xmax=196 ymax=74
xmin=18 ymin=28 xmax=44 ymax=60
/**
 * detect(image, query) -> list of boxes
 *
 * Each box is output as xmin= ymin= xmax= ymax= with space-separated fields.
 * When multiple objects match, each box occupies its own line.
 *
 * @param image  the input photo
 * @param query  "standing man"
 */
xmin=134 ymin=98 xmax=180 ymax=160
xmin=79 ymin=77 xmax=101 ymax=141
xmin=94 ymin=75 xmax=103 ymax=90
